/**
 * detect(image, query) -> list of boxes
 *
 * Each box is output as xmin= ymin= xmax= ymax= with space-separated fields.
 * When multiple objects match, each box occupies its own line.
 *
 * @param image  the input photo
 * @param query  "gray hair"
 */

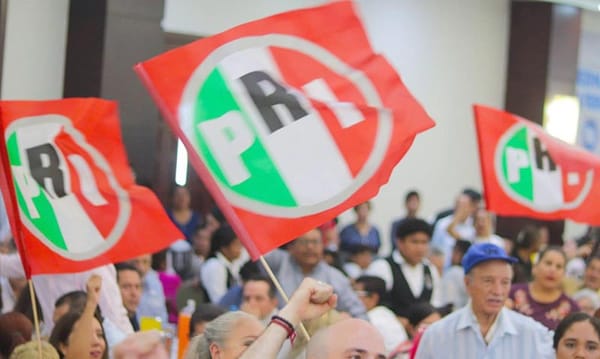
xmin=573 ymin=289 xmax=600 ymax=310
xmin=186 ymin=311 xmax=257 ymax=359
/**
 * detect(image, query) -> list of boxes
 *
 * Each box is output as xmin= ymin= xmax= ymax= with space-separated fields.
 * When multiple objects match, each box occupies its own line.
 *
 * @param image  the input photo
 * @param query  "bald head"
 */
xmin=306 ymin=319 xmax=385 ymax=359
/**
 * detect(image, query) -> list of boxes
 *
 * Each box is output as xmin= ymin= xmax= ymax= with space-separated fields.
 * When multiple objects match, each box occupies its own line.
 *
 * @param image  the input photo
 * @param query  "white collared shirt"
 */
xmin=201 ymin=250 xmax=248 ymax=303
xmin=368 ymin=305 xmax=408 ymax=354
xmin=414 ymin=306 xmax=554 ymax=359
xmin=366 ymin=251 xmax=442 ymax=307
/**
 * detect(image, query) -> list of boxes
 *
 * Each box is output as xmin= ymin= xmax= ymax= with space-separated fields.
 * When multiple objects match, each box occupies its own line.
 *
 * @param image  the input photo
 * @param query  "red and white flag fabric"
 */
xmin=474 ymin=105 xmax=600 ymax=224
xmin=0 ymin=98 xmax=184 ymax=277
xmin=135 ymin=1 xmax=435 ymax=258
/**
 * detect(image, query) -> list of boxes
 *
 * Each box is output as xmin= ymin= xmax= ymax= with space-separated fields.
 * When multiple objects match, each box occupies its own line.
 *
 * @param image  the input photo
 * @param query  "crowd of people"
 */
xmin=0 ymin=185 xmax=600 ymax=358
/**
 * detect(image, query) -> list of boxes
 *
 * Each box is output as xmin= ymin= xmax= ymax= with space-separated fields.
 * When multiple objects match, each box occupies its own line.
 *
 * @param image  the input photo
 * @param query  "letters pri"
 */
xmin=136 ymin=1 xmax=434 ymax=257
xmin=178 ymin=37 xmax=386 ymax=217
xmin=5 ymin=114 xmax=130 ymax=259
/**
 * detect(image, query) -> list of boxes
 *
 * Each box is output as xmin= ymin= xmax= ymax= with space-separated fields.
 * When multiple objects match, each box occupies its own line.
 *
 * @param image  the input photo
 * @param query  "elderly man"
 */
xmin=264 ymin=229 xmax=367 ymax=319
xmin=415 ymin=243 xmax=554 ymax=359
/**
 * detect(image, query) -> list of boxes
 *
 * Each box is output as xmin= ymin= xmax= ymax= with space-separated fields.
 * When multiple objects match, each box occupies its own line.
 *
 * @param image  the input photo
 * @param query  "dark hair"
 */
xmin=536 ymin=245 xmax=567 ymax=265
xmin=49 ymin=311 xmax=108 ymax=359
xmin=395 ymin=218 xmax=432 ymax=240
xmin=151 ymin=249 xmax=168 ymax=272
xmin=189 ymin=303 xmax=227 ymax=338
xmin=355 ymin=276 xmax=386 ymax=303
xmin=170 ymin=185 xmax=189 ymax=198
xmin=194 ymin=220 xmax=209 ymax=233
xmin=587 ymin=255 xmax=600 ymax=267
xmin=239 ymin=260 xmax=261 ymax=282
xmin=553 ymin=312 xmax=600 ymax=349
xmin=115 ymin=263 xmax=143 ymax=291
xmin=12 ymin=286 xmax=43 ymax=324
xmin=408 ymin=303 xmax=438 ymax=327
xmin=0 ymin=312 xmax=32 ymax=358
xmin=462 ymin=188 xmax=482 ymax=203
xmin=453 ymin=240 xmax=472 ymax=256
xmin=54 ymin=291 xmax=87 ymax=315
xmin=405 ymin=190 xmax=420 ymax=203
xmin=115 ymin=262 xmax=142 ymax=279
xmin=353 ymin=201 xmax=371 ymax=212
xmin=515 ymin=225 xmax=540 ymax=250
xmin=211 ymin=206 xmax=226 ymax=225
xmin=210 ymin=225 xmax=238 ymax=256
xmin=243 ymin=275 xmax=276 ymax=299
xmin=347 ymin=244 xmax=373 ymax=255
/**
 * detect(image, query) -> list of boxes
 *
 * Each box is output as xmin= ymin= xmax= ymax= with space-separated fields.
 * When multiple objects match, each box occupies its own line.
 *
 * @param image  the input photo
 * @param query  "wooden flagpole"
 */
xmin=28 ymin=279 xmax=42 ymax=359
xmin=259 ymin=256 xmax=311 ymax=341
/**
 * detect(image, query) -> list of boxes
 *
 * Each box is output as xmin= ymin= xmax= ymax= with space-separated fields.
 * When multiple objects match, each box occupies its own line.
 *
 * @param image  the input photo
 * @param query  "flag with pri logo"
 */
xmin=135 ymin=1 xmax=435 ymax=258
xmin=474 ymin=105 xmax=600 ymax=224
xmin=0 ymin=98 xmax=184 ymax=277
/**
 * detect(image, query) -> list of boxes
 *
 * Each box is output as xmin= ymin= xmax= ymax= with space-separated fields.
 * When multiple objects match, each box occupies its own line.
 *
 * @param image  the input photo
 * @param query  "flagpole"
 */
xmin=259 ymin=256 xmax=311 ymax=341
xmin=28 ymin=279 xmax=42 ymax=359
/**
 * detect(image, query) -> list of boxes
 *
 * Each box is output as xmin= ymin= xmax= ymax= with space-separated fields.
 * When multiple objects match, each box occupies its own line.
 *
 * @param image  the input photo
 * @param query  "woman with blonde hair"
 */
xmin=9 ymin=342 xmax=59 ymax=359
xmin=185 ymin=311 xmax=263 ymax=359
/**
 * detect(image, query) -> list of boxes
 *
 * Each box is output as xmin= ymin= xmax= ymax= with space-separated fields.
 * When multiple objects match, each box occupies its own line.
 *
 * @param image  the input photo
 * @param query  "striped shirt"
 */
xmin=414 ymin=306 xmax=554 ymax=359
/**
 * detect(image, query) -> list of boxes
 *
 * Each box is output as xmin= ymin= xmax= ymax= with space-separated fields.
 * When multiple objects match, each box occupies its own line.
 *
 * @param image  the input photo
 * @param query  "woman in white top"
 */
xmin=201 ymin=225 xmax=248 ymax=303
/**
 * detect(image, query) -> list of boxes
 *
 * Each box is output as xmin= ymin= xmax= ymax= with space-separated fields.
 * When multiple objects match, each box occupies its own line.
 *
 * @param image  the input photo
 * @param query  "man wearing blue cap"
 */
xmin=415 ymin=243 xmax=554 ymax=359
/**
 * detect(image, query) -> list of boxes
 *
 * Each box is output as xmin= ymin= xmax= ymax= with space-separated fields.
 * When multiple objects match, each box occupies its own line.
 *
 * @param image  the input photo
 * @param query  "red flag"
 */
xmin=135 ymin=1 xmax=435 ymax=258
xmin=0 ymin=98 xmax=184 ymax=277
xmin=474 ymin=105 xmax=600 ymax=224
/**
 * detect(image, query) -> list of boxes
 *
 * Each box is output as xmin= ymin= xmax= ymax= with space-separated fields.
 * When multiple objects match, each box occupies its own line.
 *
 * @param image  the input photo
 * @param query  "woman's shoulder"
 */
xmin=558 ymin=291 xmax=580 ymax=308
xmin=509 ymin=282 xmax=529 ymax=295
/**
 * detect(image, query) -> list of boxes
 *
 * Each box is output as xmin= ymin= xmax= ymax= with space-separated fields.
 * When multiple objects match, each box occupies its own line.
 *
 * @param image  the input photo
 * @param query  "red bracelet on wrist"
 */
xmin=270 ymin=315 xmax=297 ymax=345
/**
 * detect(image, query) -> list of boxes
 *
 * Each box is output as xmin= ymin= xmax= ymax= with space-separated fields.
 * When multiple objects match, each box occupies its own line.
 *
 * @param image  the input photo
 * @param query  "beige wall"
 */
xmin=1 ymin=0 xmax=69 ymax=99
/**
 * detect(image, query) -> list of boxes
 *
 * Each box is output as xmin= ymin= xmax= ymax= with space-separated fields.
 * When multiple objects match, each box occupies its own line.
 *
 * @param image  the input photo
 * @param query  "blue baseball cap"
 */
xmin=462 ymin=242 xmax=517 ymax=273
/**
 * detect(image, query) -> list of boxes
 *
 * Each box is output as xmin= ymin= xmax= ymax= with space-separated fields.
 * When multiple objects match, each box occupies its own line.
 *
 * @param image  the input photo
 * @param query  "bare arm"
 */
xmin=446 ymin=219 xmax=461 ymax=240
xmin=112 ymin=331 xmax=169 ymax=359
xmin=63 ymin=275 xmax=102 ymax=359
xmin=239 ymin=278 xmax=337 ymax=359
xmin=446 ymin=203 xmax=471 ymax=240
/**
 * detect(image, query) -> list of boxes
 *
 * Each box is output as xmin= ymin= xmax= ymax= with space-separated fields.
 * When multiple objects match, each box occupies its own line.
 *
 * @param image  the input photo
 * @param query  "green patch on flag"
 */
xmin=7 ymin=132 xmax=67 ymax=250
xmin=193 ymin=67 xmax=297 ymax=207
xmin=501 ymin=126 xmax=534 ymax=201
